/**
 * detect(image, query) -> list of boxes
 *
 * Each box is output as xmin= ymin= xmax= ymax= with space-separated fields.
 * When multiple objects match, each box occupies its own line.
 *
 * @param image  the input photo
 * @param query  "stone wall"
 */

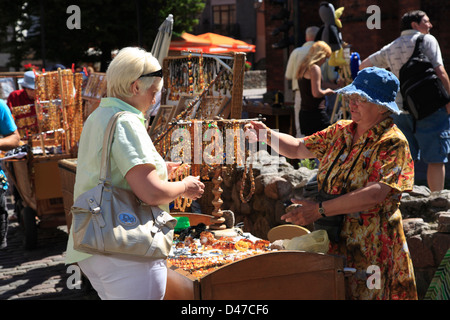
xmin=401 ymin=188 xmax=450 ymax=299
xmin=243 ymin=70 xmax=267 ymax=89
xmin=210 ymin=150 xmax=449 ymax=299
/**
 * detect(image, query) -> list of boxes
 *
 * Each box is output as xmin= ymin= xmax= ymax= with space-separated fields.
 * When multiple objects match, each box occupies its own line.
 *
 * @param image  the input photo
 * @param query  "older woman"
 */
xmin=65 ymin=47 xmax=205 ymax=300
xmin=247 ymin=67 xmax=417 ymax=300
xmin=296 ymin=41 xmax=335 ymax=136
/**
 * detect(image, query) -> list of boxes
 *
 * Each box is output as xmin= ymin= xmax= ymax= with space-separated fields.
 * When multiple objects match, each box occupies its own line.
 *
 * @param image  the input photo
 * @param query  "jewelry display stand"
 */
xmin=156 ymin=51 xmax=259 ymax=229
xmin=81 ymin=72 xmax=107 ymax=121
xmin=4 ymin=69 xmax=84 ymax=249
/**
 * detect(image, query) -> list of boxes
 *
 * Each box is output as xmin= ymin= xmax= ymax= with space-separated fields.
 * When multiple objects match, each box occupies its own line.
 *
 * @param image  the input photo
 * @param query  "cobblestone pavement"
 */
xmin=0 ymin=204 xmax=98 ymax=300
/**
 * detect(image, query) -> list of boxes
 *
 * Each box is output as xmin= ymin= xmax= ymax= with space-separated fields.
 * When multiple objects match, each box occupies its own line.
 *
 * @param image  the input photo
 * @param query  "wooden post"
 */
xmin=58 ymin=68 xmax=71 ymax=154
xmin=230 ymin=52 xmax=245 ymax=119
xmin=34 ymin=74 xmax=46 ymax=156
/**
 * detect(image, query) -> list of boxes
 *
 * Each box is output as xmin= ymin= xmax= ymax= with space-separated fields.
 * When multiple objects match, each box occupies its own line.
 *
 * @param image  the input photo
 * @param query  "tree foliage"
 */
xmin=0 ymin=0 xmax=206 ymax=71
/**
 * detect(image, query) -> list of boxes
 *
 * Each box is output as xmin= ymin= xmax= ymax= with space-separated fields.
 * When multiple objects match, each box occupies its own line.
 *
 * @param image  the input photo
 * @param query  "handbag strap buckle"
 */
xmin=150 ymin=213 xmax=166 ymax=234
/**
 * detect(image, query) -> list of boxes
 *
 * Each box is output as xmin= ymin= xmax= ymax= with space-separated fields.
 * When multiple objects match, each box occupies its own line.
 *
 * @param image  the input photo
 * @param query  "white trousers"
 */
xmin=78 ymin=254 xmax=167 ymax=300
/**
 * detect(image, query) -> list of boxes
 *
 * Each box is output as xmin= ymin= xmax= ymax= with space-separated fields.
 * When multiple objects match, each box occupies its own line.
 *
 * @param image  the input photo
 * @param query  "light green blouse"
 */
xmin=65 ymin=98 xmax=168 ymax=264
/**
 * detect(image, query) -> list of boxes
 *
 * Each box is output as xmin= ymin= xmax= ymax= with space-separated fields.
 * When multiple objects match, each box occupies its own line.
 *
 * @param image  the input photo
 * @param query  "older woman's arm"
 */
xmin=125 ymin=164 xmax=204 ymax=207
xmin=247 ymin=120 xmax=316 ymax=159
xmin=282 ymin=182 xmax=392 ymax=225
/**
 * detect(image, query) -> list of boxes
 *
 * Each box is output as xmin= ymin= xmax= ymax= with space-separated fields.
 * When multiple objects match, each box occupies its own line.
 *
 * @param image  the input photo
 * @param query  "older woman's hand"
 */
xmin=281 ymin=199 xmax=322 ymax=226
xmin=244 ymin=120 xmax=271 ymax=143
xmin=182 ymin=176 xmax=205 ymax=200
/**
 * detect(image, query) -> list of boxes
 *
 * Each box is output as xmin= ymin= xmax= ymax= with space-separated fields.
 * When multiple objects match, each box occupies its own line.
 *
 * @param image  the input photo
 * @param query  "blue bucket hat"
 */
xmin=18 ymin=71 xmax=36 ymax=90
xmin=336 ymin=67 xmax=401 ymax=114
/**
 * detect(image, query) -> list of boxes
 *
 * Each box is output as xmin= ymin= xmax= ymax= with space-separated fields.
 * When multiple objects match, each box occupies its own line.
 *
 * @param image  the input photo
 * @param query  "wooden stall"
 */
xmin=58 ymin=157 xmax=347 ymax=300
xmin=161 ymin=51 xmax=245 ymax=120
xmin=81 ymin=72 xmax=107 ymax=121
xmin=166 ymin=251 xmax=346 ymax=300
xmin=3 ymin=69 xmax=83 ymax=249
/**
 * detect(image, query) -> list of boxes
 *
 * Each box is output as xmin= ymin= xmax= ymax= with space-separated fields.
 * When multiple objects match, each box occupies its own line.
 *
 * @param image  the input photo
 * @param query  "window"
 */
xmin=212 ymin=5 xmax=236 ymax=36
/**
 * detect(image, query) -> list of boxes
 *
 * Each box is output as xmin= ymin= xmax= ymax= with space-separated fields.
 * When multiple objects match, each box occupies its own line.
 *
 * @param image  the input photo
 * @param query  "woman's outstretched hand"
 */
xmin=244 ymin=121 xmax=271 ymax=143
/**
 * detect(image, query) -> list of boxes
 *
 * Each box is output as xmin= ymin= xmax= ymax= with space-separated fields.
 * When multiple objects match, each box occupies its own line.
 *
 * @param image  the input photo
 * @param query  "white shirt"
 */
xmin=285 ymin=41 xmax=315 ymax=91
xmin=368 ymin=29 xmax=443 ymax=111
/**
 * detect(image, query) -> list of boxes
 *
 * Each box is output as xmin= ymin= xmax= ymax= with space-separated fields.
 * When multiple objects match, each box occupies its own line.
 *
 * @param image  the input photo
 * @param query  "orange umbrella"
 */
xmin=197 ymin=33 xmax=255 ymax=52
xmin=170 ymin=32 xmax=255 ymax=53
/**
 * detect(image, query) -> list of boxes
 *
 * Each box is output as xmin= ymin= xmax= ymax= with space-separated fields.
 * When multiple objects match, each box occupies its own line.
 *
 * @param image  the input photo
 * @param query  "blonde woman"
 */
xmin=296 ymin=41 xmax=335 ymax=135
xmin=65 ymin=47 xmax=205 ymax=300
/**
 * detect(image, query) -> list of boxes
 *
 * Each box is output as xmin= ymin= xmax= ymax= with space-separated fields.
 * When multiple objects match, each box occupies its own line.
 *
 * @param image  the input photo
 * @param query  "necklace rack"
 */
xmin=169 ymin=163 xmax=193 ymax=212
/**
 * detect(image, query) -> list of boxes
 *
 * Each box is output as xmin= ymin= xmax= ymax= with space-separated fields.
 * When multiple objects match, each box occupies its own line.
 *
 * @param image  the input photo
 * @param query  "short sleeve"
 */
xmin=368 ymin=49 xmax=390 ymax=70
xmin=422 ymin=34 xmax=444 ymax=68
xmin=368 ymin=136 xmax=414 ymax=193
xmin=111 ymin=113 xmax=167 ymax=184
xmin=303 ymin=120 xmax=350 ymax=160
xmin=0 ymin=100 xmax=17 ymax=135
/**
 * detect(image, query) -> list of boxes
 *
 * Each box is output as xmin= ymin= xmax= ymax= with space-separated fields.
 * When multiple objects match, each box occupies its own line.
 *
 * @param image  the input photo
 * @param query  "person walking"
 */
xmin=360 ymin=10 xmax=450 ymax=192
xmin=285 ymin=26 xmax=319 ymax=138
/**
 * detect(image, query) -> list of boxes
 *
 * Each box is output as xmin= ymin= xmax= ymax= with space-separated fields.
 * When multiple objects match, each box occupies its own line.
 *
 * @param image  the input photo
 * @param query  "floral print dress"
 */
xmin=304 ymin=118 xmax=418 ymax=300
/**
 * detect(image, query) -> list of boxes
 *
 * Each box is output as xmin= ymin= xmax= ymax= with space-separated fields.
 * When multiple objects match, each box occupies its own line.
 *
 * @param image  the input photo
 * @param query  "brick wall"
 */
xmin=264 ymin=1 xmax=288 ymax=92
xmin=266 ymin=0 xmax=450 ymax=94
xmin=338 ymin=0 xmax=449 ymax=62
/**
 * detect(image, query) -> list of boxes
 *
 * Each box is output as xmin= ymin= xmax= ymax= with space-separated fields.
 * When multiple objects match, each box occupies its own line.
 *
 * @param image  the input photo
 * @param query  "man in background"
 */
xmin=6 ymin=71 xmax=37 ymax=134
xmin=360 ymin=10 xmax=450 ymax=192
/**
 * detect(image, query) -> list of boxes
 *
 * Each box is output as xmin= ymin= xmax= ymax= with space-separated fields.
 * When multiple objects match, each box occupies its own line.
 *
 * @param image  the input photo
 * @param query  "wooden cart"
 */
xmin=4 ymin=152 xmax=70 ymax=249
xmin=58 ymin=161 xmax=346 ymax=300
xmin=4 ymin=69 xmax=84 ymax=249
xmin=166 ymin=250 xmax=346 ymax=300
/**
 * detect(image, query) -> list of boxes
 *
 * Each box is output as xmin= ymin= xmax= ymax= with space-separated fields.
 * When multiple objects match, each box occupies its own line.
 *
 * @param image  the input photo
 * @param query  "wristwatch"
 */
xmin=318 ymin=202 xmax=326 ymax=217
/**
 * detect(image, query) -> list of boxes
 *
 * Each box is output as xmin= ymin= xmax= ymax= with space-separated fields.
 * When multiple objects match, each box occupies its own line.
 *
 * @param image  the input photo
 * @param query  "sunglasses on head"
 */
xmin=139 ymin=69 xmax=163 ymax=79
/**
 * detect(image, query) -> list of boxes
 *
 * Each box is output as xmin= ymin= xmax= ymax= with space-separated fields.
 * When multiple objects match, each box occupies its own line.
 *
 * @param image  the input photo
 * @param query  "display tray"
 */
xmin=166 ymin=250 xmax=345 ymax=300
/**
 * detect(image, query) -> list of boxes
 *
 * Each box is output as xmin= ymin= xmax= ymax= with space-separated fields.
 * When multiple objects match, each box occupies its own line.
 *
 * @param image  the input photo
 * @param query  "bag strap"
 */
xmin=99 ymin=111 xmax=129 ymax=185
xmin=411 ymin=34 xmax=425 ymax=57
xmin=320 ymin=136 xmax=372 ymax=194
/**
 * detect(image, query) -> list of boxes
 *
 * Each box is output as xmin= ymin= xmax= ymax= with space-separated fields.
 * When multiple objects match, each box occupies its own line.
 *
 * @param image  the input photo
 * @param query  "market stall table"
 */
xmin=4 ymin=152 xmax=70 ymax=249
xmin=57 ymin=160 xmax=346 ymax=300
xmin=166 ymin=250 xmax=345 ymax=300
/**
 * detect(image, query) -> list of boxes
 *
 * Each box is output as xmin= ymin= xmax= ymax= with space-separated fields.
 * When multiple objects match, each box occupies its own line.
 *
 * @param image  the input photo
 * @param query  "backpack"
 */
xmin=399 ymin=34 xmax=450 ymax=120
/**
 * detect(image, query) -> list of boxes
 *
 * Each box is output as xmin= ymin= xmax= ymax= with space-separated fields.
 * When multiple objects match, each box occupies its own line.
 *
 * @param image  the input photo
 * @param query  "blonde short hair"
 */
xmin=106 ymin=47 xmax=163 ymax=98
